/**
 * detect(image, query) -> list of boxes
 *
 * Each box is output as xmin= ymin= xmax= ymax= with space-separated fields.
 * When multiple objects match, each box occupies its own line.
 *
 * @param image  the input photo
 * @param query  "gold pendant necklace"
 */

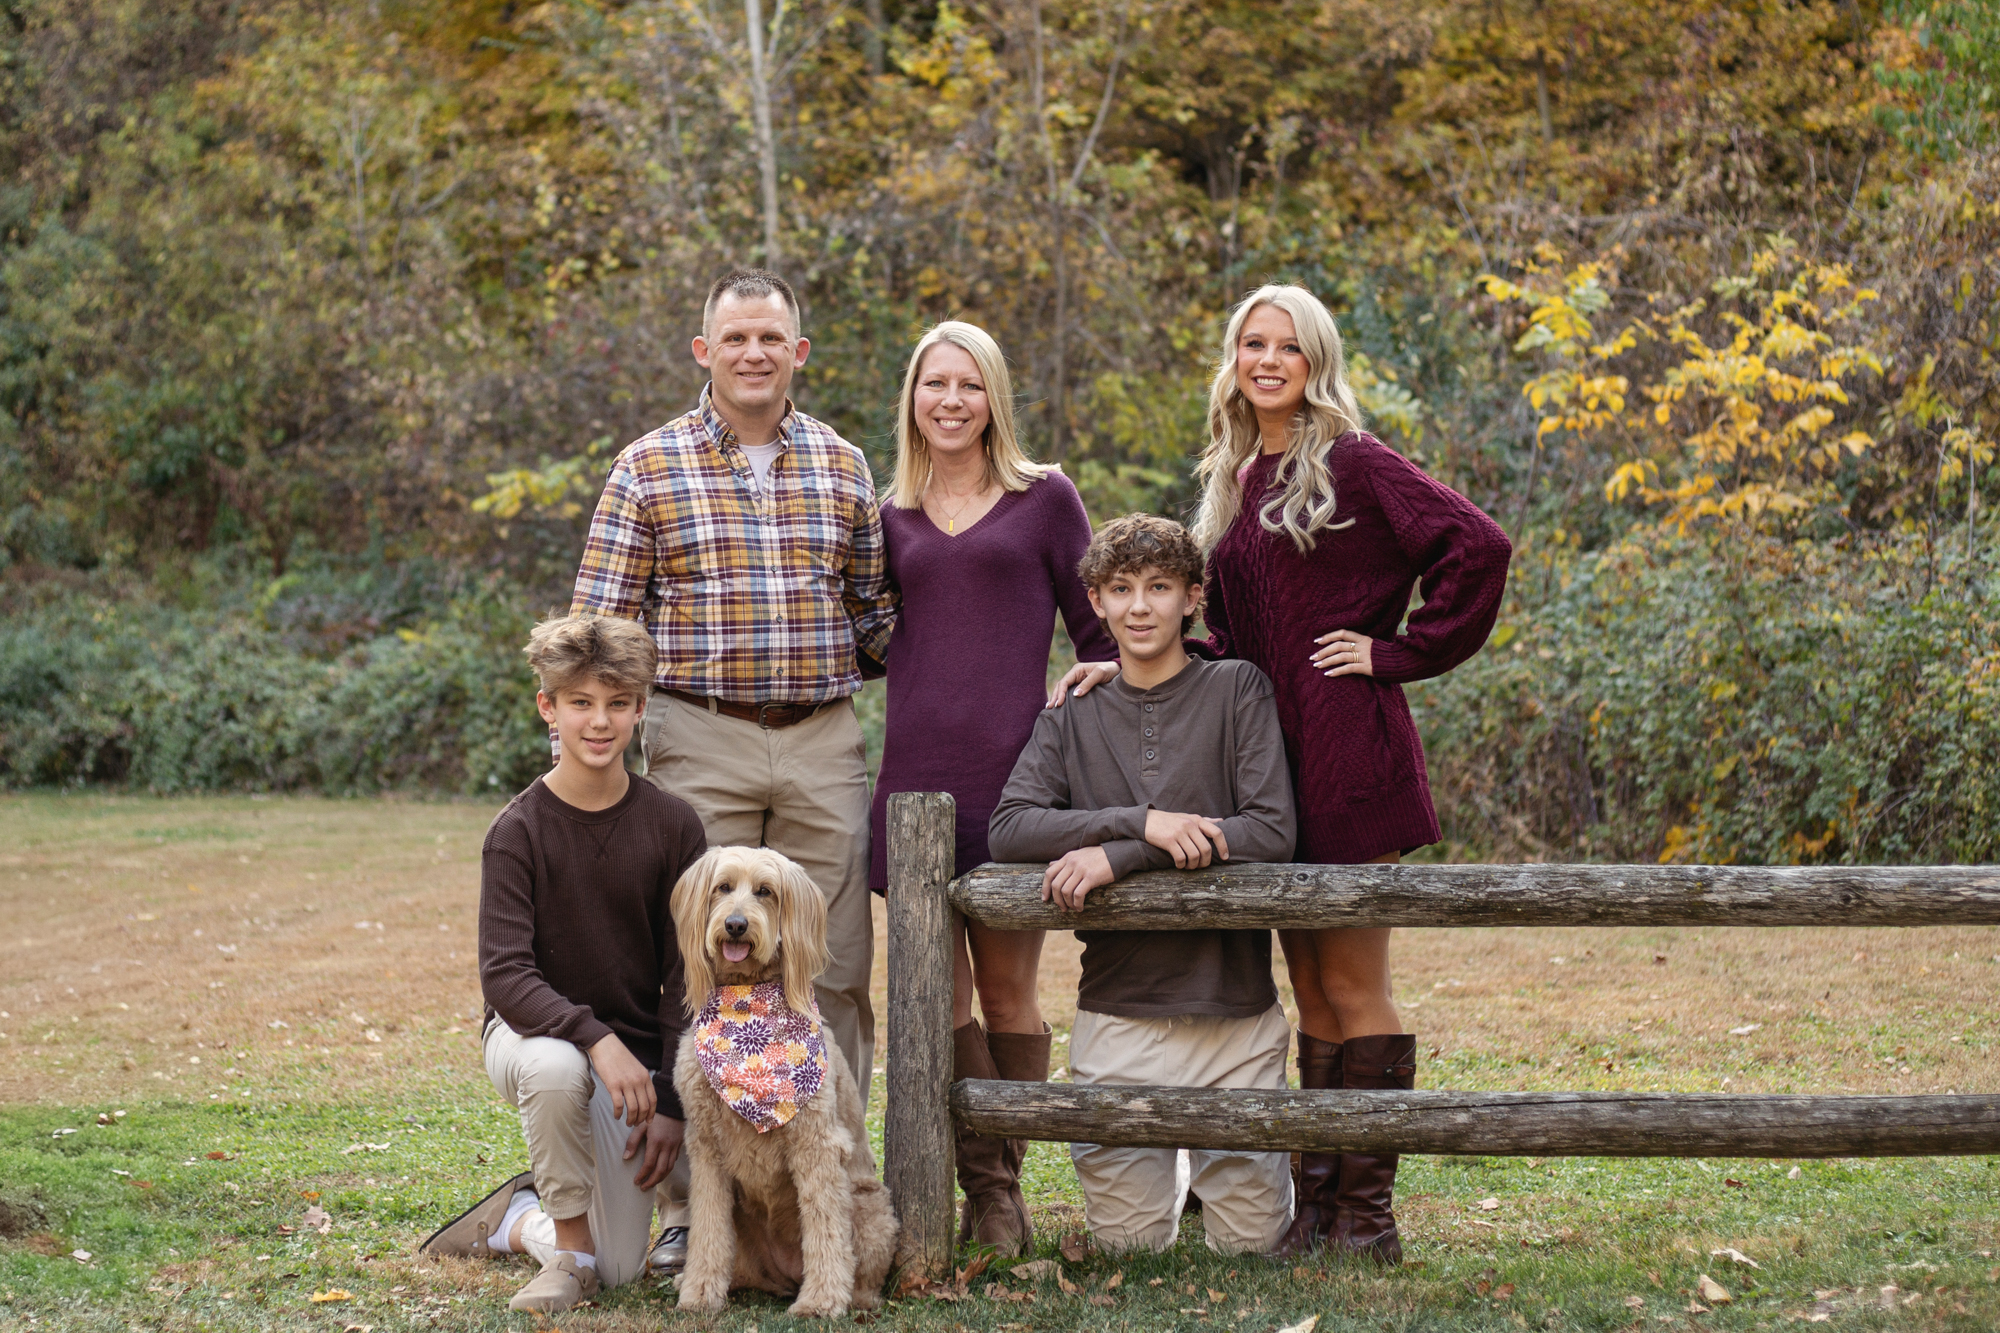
xmin=928 ymin=477 xmax=981 ymax=533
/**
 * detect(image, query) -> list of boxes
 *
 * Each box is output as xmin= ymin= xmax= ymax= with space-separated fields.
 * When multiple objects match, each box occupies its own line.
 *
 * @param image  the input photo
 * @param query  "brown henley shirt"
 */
xmin=988 ymin=656 xmax=1296 ymax=1019
xmin=479 ymin=775 xmax=708 ymax=1119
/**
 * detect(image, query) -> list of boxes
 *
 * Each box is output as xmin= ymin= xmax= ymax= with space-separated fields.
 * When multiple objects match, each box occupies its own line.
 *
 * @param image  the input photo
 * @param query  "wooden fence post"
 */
xmin=885 ymin=791 xmax=955 ymax=1281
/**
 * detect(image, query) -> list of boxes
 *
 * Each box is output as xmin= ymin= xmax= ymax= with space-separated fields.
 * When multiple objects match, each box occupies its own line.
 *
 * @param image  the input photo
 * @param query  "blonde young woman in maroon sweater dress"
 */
xmin=1060 ymin=285 xmax=1511 ymax=1262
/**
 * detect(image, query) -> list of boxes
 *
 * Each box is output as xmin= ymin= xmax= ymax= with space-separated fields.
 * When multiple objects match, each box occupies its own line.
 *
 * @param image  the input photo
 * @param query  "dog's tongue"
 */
xmin=722 ymin=941 xmax=752 ymax=963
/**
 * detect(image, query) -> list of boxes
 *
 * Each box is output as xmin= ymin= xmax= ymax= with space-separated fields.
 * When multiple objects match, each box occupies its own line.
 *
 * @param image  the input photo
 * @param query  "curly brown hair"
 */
xmin=1077 ymin=513 xmax=1206 ymax=636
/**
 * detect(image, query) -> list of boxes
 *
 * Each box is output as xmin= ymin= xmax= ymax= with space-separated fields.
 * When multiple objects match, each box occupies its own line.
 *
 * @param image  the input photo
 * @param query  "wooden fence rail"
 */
xmin=883 ymin=793 xmax=2000 ymax=1277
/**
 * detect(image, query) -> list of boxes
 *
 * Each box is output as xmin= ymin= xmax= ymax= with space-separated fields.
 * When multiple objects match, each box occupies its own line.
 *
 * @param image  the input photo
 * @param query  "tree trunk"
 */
xmin=744 ymin=0 xmax=783 ymax=270
xmin=951 ymin=1082 xmax=2000 ymax=1158
xmin=864 ymin=0 xmax=884 ymax=76
xmin=949 ymin=860 xmax=2000 ymax=931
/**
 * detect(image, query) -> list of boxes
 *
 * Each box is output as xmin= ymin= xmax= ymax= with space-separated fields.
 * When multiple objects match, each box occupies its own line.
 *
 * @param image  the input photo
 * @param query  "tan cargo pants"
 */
xmin=1067 ymin=1004 xmax=1294 ymax=1255
xmin=483 ymin=1018 xmax=689 ymax=1289
xmin=642 ymin=690 xmax=876 ymax=1112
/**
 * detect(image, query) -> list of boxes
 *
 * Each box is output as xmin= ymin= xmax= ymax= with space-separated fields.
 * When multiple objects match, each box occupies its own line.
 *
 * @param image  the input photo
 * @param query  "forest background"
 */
xmin=0 ymin=0 xmax=1994 ymax=866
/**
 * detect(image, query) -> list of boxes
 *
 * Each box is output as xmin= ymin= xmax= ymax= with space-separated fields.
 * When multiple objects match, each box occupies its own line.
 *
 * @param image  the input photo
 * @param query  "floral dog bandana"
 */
xmin=693 ymin=982 xmax=829 ymax=1132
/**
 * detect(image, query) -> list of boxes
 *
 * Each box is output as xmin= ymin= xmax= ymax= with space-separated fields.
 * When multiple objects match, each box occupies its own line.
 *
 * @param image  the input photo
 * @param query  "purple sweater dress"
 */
xmin=868 ymin=470 xmax=1117 ymax=891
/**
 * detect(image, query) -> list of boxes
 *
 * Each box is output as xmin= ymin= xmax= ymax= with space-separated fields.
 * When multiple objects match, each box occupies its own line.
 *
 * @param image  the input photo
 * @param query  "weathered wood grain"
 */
xmin=884 ymin=792 xmax=958 ymax=1280
xmin=949 ymin=1081 xmax=2000 ymax=1157
xmin=950 ymin=861 xmax=2000 ymax=930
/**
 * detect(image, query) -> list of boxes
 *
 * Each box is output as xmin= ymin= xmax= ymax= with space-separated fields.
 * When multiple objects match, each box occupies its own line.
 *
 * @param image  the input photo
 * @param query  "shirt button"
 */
xmin=1144 ymin=728 xmax=1154 ymax=737
xmin=1145 ymin=750 xmax=1156 ymax=760
xmin=1144 ymin=703 xmax=1155 ymax=713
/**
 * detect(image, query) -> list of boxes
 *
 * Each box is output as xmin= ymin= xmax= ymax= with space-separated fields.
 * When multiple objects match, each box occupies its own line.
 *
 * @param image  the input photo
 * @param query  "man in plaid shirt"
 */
xmin=570 ymin=269 xmax=895 ymax=1129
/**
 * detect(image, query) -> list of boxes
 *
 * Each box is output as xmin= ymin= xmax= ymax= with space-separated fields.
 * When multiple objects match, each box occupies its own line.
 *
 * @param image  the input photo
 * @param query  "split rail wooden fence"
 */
xmin=882 ymin=792 xmax=2000 ymax=1278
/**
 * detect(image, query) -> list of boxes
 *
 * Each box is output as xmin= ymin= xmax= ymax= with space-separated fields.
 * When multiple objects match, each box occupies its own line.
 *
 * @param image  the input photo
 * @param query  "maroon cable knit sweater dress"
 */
xmin=868 ymin=470 xmax=1118 ymax=890
xmin=1199 ymin=433 xmax=1513 ymax=865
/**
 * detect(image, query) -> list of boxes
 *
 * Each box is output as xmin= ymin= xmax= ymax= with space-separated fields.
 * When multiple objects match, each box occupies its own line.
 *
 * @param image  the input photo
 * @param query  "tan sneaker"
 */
xmin=417 ymin=1172 xmax=534 ymax=1259
xmin=509 ymin=1253 xmax=601 ymax=1313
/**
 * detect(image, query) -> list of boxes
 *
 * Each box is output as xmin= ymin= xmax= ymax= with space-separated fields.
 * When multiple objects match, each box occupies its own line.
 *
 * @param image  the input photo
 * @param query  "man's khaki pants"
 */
xmin=483 ymin=1018 xmax=689 ymax=1288
xmin=643 ymin=690 xmax=875 ymax=1110
xmin=1068 ymin=1004 xmax=1294 ymax=1255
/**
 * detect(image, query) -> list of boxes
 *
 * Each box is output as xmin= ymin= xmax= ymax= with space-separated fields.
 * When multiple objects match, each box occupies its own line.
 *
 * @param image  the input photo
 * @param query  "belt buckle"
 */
xmin=755 ymin=702 xmax=779 ymax=730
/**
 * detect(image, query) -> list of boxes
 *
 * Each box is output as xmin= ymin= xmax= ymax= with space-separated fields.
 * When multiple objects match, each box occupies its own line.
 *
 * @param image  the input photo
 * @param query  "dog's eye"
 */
xmin=754 ymin=884 xmax=774 ymax=898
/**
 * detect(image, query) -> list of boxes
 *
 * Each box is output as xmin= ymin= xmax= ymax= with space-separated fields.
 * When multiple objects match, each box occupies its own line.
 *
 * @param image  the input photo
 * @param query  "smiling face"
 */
xmin=692 ymin=292 xmax=809 ymax=423
xmin=910 ymin=341 xmax=992 ymax=465
xmin=535 ymin=673 xmax=643 ymax=780
xmin=1233 ymin=302 xmax=1310 ymax=427
xmin=1087 ymin=563 xmax=1202 ymax=666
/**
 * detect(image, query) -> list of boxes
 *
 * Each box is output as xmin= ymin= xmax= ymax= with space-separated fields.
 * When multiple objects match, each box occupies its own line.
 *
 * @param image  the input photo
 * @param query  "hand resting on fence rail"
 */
xmin=949 ymin=1081 xmax=2000 ymax=1158
xmin=949 ymin=861 xmax=2000 ymax=930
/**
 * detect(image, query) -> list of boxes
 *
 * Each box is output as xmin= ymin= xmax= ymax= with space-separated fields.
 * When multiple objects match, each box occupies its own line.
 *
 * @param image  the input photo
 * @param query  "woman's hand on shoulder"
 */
xmin=1046 ymin=660 xmax=1121 ymax=708
xmin=1311 ymin=629 xmax=1374 ymax=678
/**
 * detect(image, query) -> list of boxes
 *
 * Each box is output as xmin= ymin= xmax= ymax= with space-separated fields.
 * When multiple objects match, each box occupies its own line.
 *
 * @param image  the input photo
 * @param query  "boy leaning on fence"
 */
xmin=987 ymin=514 xmax=1299 ymax=1255
xmin=418 ymin=614 xmax=707 ymax=1312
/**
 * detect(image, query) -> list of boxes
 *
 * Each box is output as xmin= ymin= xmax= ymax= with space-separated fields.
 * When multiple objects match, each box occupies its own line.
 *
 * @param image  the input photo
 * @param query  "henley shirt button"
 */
xmin=1144 ymin=728 xmax=1155 ymax=737
xmin=1145 ymin=750 xmax=1156 ymax=760
xmin=1144 ymin=703 xmax=1155 ymax=712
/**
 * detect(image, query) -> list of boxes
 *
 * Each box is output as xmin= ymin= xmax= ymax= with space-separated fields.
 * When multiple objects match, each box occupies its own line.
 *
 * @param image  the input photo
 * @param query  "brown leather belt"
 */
xmin=662 ymin=688 xmax=831 ymax=730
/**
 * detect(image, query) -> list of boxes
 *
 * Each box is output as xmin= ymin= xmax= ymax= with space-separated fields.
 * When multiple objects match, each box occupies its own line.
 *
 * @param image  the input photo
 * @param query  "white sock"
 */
xmin=556 ymin=1249 xmax=598 ymax=1270
xmin=516 ymin=1209 xmax=559 ymax=1268
xmin=485 ymin=1188 xmax=541 ymax=1255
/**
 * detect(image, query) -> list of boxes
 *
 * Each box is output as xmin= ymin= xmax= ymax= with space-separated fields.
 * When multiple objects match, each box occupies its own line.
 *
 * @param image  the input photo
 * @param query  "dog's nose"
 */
xmin=724 ymin=915 xmax=748 ymax=939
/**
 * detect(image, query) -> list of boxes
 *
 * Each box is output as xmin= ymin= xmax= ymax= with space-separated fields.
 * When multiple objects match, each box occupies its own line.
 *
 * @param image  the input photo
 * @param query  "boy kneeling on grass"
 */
xmin=420 ymin=614 xmax=708 ymax=1312
xmin=988 ymin=514 xmax=1298 ymax=1255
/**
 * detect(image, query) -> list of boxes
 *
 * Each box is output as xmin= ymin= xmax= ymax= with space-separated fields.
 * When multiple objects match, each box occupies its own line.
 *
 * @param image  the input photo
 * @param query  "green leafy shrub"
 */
xmin=1413 ymin=526 xmax=2000 ymax=865
xmin=0 ymin=590 xmax=549 ymax=796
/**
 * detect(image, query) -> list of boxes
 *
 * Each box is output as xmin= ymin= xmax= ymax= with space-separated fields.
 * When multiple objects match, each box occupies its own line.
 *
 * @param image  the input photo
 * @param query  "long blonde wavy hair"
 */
xmin=888 ymin=321 xmax=1051 ymax=510
xmin=1190 ymin=285 xmax=1366 ymax=553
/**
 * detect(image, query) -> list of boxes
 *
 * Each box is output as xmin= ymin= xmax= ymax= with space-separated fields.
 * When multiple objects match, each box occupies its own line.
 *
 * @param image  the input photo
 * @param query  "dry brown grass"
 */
xmin=2 ymin=791 xmax=1994 ymax=1109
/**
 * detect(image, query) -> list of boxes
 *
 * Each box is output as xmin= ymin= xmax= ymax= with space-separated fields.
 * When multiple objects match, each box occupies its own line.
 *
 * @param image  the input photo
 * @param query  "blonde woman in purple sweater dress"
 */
xmin=866 ymin=321 xmax=1116 ymax=1256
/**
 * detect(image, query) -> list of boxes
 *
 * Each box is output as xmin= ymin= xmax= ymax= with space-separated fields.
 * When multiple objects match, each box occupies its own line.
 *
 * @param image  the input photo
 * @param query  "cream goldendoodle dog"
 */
xmin=670 ymin=846 xmax=897 ymax=1318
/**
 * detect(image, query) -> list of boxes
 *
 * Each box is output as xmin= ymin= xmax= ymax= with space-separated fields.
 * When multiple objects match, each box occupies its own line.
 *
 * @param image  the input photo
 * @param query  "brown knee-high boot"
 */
xmin=985 ymin=1025 xmax=1052 ymax=1254
xmin=1272 ymin=1032 xmax=1342 ymax=1257
xmin=951 ymin=1021 xmax=1031 ymax=1255
xmin=1330 ymin=1033 xmax=1417 ymax=1264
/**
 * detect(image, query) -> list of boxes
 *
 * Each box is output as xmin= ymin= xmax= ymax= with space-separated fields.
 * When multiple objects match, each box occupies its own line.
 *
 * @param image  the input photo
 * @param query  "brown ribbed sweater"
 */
xmin=479 ymin=776 xmax=708 ymax=1119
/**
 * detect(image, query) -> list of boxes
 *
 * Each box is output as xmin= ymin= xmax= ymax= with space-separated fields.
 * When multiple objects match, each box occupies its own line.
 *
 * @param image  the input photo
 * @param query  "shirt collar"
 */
xmin=697 ymin=383 xmax=798 ymax=453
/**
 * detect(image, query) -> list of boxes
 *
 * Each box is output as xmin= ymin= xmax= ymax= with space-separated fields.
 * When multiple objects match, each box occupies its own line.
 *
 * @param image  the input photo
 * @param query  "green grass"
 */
xmin=4 ymin=1084 xmax=1997 ymax=1331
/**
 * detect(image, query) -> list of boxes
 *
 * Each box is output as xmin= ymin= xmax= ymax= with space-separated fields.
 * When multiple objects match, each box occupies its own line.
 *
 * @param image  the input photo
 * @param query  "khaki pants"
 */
xmin=1068 ymin=1004 xmax=1294 ymax=1255
xmin=484 ymin=1018 xmax=689 ymax=1289
xmin=643 ymin=690 xmax=875 ymax=1108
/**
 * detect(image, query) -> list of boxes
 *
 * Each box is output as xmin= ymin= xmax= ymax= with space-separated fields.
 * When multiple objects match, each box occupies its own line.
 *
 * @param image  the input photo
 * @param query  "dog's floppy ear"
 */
xmin=671 ymin=848 xmax=722 ymax=1017
xmin=776 ymin=857 xmax=830 ymax=1016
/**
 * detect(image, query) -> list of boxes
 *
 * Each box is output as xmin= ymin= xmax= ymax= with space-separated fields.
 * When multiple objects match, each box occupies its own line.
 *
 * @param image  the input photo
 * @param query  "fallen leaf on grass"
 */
xmin=1105 ymin=1271 xmax=1123 ymax=1290
xmin=341 ymin=1142 xmax=390 ymax=1155
xmin=1624 ymin=1295 xmax=1646 ymax=1309
xmin=1709 ymin=1247 xmax=1761 ymax=1268
xmin=1696 ymin=1274 xmax=1732 ymax=1304
xmin=1686 ymin=1301 xmax=1709 ymax=1314
xmin=1206 ymin=1287 xmax=1225 ymax=1303
xmin=302 ymin=1205 xmax=331 ymax=1234
xmin=342 ymin=1325 xmax=374 ymax=1332
xmin=206 ymin=1151 xmax=234 ymax=1161
xmin=309 ymin=1289 xmax=353 ymax=1303
xmin=70 ymin=1250 xmax=91 ymax=1263
xmin=1059 ymin=1232 xmax=1090 ymax=1263
xmin=1148 ymin=1277 xmax=1165 ymax=1287
xmin=1010 ymin=1259 xmax=1056 ymax=1281
xmin=1477 ymin=1197 xmax=1501 ymax=1211
xmin=1276 ymin=1318 xmax=1318 ymax=1333
xmin=891 ymin=1266 xmax=930 ymax=1298
xmin=1728 ymin=1024 xmax=1761 ymax=1036
xmin=1056 ymin=1272 xmax=1080 ymax=1295
xmin=1492 ymin=1284 xmax=1515 ymax=1299
xmin=1087 ymin=1294 xmax=1116 ymax=1307
xmin=1723 ymin=1178 xmax=1745 ymax=1188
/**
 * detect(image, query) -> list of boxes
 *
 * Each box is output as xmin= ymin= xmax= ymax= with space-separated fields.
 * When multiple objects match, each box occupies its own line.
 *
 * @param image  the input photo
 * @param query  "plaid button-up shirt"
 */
xmin=570 ymin=387 xmax=895 ymax=705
